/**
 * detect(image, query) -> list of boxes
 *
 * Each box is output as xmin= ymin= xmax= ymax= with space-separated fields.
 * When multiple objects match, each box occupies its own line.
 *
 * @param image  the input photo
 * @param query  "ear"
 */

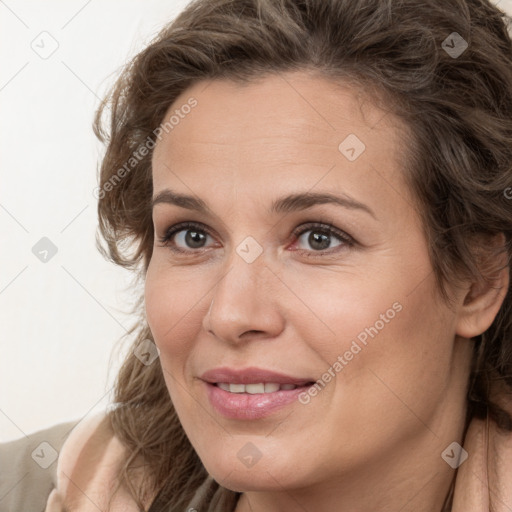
xmin=456 ymin=233 xmax=510 ymax=339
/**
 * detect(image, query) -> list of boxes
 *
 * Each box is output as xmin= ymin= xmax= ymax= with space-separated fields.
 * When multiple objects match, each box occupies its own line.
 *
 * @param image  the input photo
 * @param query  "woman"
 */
xmin=2 ymin=0 xmax=511 ymax=510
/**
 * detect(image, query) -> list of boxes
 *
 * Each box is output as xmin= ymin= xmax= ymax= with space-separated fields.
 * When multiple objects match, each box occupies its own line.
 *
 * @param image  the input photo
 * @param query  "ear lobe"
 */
xmin=455 ymin=234 xmax=510 ymax=339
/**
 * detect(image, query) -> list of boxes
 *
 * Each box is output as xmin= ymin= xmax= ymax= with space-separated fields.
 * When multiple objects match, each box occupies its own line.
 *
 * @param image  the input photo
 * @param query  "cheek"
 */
xmin=300 ymin=258 xmax=453 ymax=410
xmin=336 ymin=280 xmax=455 ymax=428
xmin=144 ymin=265 xmax=206 ymax=413
xmin=280 ymin=263 xmax=404 ymax=360
xmin=311 ymin=284 xmax=455 ymax=466
xmin=144 ymin=262 xmax=206 ymax=362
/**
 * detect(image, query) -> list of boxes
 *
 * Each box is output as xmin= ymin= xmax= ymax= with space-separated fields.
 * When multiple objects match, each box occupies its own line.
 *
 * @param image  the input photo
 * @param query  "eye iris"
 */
xmin=185 ymin=230 xmax=206 ymax=248
xmin=309 ymin=231 xmax=331 ymax=250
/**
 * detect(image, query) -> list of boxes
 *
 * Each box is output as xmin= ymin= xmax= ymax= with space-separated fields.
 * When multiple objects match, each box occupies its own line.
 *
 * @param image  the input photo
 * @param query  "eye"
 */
xmin=158 ymin=221 xmax=215 ymax=253
xmin=292 ymin=222 xmax=354 ymax=255
xmin=157 ymin=220 xmax=355 ymax=256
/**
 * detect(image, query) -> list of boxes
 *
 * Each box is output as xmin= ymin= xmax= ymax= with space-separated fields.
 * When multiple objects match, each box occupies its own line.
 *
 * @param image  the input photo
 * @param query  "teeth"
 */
xmin=264 ymin=383 xmax=280 ymax=393
xmin=246 ymin=383 xmax=265 ymax=394
xmin=217 ymin=382 xmax=298 ymax=393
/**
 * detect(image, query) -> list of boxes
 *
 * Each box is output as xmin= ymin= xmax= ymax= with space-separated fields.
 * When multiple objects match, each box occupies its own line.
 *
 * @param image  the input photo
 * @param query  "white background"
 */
xmin=1 ymin=0 xmax=511 ymax=442
xmin=0 ymin=0 xmax=191 ymax=442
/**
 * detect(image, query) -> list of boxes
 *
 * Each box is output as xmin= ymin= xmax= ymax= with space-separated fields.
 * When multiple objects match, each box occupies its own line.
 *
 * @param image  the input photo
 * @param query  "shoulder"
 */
xmin=45 ymin=409 xmax=154 ymax=512
xmin=452 ymin=413 xmax=512 ymax=511
xmin=0 ymin=418 xmax=79 ymax=512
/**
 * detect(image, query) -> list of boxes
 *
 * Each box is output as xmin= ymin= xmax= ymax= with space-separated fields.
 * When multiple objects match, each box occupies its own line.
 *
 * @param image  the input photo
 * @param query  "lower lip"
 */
xmin=204 ymin=382 xmax=312 ymax=420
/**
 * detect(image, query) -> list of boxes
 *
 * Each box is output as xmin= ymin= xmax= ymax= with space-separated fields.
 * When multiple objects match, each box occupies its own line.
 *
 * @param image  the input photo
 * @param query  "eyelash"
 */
xmin=157 ymin=220 xmax=355 ymax=257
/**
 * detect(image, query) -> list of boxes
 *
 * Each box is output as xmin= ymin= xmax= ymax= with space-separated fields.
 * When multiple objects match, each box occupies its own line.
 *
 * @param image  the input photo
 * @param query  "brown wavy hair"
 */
xmin=93 ymin=0 xmax=512 ymax=509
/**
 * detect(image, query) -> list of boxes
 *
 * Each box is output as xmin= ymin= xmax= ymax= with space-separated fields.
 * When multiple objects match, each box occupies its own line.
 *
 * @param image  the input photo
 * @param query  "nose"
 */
xmin=202 ymin=253 xmax=285 ymax=345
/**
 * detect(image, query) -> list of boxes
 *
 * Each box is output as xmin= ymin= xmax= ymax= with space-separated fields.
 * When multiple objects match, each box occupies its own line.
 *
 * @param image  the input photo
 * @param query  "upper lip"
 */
xmin=200 ymin=366 xmax=314 ymax=386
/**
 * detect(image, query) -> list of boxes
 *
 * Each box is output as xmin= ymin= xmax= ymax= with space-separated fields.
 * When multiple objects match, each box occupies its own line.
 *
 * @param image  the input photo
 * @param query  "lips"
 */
xmin=200 ymin=366 xmax=314 ymax=386
xmin=200 ymin=366 xmax=316 ymax=419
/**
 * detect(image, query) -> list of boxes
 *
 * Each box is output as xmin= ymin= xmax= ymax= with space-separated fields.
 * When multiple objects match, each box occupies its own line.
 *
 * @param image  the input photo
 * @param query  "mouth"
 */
xmin=213 ymin=382 xmax=315 ymax=394
xmin=203 ymin=380 xmax=316 ymax=420
xmin=200 ymin=366 xmax=315 ymax=387
xmin=199 ymin=367 xmax=317 ymax=419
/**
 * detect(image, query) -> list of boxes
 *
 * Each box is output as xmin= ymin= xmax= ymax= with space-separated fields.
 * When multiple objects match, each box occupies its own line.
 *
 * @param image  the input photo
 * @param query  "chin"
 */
xmin=201 ymin=448 xmax=308 ymax=492
xmin=214 ymin=470 xmax=293 ymax=493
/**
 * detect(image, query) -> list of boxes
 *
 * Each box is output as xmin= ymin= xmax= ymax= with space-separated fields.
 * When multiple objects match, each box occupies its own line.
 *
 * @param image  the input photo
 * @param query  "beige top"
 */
xmin=0 ymin=411 xmax=239 ymax=512
xmin=1 ymin=410 xmax=511 ymax=511
xmin=0 ymin=418 xmax=79 ymax=512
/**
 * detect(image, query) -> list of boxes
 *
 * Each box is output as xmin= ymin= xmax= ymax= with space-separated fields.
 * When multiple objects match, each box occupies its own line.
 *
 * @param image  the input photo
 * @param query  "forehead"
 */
xmin=151 ymin=72 xmax=411 ymax=205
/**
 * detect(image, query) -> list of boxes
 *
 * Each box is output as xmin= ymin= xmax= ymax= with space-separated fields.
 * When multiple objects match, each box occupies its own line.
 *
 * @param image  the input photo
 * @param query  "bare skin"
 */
xmin=145 ymin=71 xmax=508 ymax=512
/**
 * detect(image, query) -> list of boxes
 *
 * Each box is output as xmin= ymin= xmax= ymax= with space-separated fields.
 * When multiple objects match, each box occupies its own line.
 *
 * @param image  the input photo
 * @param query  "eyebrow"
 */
xmin=151 ymin=189 xmax=376 ymax=219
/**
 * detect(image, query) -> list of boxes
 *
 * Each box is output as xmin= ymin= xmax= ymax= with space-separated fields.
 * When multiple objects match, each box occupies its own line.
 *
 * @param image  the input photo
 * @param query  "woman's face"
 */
xmin=145 ymin=72 xmax=472 ymax=499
